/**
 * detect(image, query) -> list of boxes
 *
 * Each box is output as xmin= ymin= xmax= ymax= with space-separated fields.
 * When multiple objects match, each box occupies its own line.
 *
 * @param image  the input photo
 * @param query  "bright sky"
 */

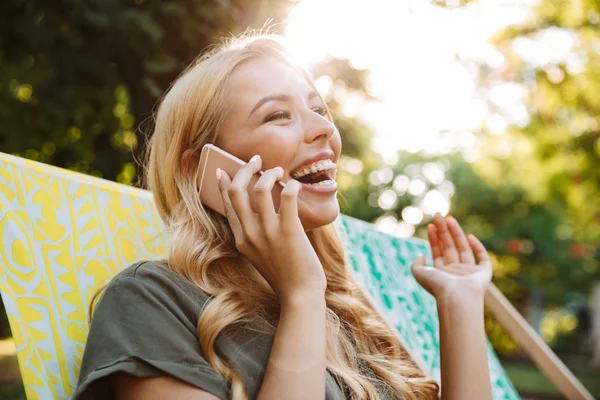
xmin=283 ymin=0 xmax=583 ymax=234
xmin=284 ymin=0 xmax=544 ymax=163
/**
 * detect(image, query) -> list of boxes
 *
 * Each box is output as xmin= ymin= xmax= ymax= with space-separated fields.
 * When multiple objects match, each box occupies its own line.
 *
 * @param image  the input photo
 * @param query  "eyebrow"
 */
xmin=248 ymin=91 xmax=321 ymax=120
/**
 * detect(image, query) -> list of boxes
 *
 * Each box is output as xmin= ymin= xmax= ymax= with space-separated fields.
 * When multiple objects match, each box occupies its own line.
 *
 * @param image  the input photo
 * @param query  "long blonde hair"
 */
xmin=142 ymin=34 xmax=438 ymax=399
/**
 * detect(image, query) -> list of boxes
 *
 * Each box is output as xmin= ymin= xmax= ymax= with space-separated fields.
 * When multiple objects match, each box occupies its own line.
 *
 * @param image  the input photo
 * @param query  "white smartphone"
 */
xmin=197 ymin=144 xmax=286 ymax=216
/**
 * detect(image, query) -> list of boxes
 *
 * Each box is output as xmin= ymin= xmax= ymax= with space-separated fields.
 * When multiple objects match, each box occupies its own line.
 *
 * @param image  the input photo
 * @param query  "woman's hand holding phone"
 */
xmin=216 ymin=154 xmax=327 ymax=303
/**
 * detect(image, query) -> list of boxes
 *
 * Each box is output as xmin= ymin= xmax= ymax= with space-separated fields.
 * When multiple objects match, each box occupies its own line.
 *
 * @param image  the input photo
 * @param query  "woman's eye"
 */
xmin=313 ymin=106 xmax=326 ymax=116
xmin=264 ymin=111 xmax=291 ymax=123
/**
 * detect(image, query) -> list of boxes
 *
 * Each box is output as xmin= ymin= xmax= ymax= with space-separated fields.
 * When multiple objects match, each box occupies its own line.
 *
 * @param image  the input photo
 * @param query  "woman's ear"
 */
xmin=181 ymin=148 xmax=201 ymax=191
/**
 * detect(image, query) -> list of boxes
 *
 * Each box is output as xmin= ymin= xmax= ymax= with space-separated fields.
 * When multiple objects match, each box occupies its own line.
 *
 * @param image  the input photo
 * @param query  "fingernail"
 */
xmin=215 ymin=168 xmax=222 ymax=180
xmin=250 ymin=155 xmax=260 ymax=162
xmin=274 ymin=166 xmax=283 ymax=172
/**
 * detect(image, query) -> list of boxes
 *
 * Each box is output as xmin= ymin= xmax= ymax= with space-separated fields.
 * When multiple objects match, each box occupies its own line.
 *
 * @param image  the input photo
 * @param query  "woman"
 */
xmin=74 ymin=34 xmax=492 ymax=400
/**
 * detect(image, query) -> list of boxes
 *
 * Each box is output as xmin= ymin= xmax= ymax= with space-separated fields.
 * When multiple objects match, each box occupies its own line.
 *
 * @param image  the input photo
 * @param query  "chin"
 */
xmin=298 ymin=198 xmax=340 ymax=232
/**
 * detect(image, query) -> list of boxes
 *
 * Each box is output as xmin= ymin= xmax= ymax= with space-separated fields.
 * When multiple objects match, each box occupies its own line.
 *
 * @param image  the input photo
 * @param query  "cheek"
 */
xmin=220 ymin=126 xmax=293 ymax=164
xmin=259 ymin=135 xmax=298 ymax=171
xmin=229 ymin=128 xmax=299 ymax=171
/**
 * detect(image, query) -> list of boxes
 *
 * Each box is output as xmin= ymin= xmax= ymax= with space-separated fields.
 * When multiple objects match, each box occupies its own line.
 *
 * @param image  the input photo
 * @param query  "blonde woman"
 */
xmin=73 ymin=35 xmax=493 ymax=400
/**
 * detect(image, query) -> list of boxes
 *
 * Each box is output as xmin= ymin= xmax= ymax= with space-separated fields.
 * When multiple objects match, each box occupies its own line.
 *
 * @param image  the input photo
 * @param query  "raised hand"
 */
xmin=217 ymin=154 xmax=327 ymax=302
xmin=411 ymin=213 xmax=492 ymax=300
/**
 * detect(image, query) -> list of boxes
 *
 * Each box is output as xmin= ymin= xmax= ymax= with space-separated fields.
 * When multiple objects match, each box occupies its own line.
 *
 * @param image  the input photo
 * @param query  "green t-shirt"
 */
xmin=73 ymin=261 xmax=374 ymax=399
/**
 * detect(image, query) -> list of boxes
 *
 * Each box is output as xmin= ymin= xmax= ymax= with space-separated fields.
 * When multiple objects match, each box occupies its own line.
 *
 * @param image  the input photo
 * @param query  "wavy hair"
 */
xmin=99 ymin=34 xmax=439 ymax=400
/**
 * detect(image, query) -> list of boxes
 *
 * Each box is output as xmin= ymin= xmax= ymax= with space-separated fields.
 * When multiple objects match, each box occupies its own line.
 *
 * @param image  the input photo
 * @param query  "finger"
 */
xmin=279 ymin=179 xmax=302 ymax=228
xmin=468 ymin=234 xmax=491 ymax=266
xmin=446 ymin=216 xmax=475 ymax=264
xmin=411 ymin=255 xmax=436 ymax=295
xmin=414 ymin=254 xmax=426 ymax=267
xmin=253 ymin=167 xmax=284 ymax=227
xmin=427 ymin=224 xmax=445 ymax=268
xmin=216 ymin=168 xmax=243 ymax=238
xmin=433 ymin=213 xmax=459 ymax=264
xmin=228 ymin=155 xmax=262 ymax=226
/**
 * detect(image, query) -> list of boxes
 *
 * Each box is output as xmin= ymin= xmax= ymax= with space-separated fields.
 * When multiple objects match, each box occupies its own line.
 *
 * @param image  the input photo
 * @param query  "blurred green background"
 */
xmin=1 ymin=0 xmax=599 ymax=398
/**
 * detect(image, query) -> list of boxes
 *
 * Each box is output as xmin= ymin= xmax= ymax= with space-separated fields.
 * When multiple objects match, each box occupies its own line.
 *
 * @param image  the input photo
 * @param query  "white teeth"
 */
xmin=316 ymin=179 xmax=335 ymax=186
xmin=306 ymin=179 xmax=335 ymax=186
xmin=291 ymin=159 xmax=337 ymax=179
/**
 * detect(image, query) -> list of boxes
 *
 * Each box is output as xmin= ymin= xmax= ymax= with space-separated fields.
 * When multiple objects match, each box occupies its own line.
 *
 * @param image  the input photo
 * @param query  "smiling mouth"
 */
xmin=290 ymin=159 xmax=337 ymax=185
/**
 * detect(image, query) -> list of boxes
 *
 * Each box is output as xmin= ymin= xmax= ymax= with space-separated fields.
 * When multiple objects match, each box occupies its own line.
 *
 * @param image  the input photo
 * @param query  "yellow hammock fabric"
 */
xmin=0 ymin=152 xmax=519 ymax=399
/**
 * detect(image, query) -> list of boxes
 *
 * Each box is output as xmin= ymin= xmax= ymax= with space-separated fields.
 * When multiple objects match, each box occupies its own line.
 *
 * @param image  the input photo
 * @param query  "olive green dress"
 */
xmin=73 ymin=261 xmax=394 ymax=399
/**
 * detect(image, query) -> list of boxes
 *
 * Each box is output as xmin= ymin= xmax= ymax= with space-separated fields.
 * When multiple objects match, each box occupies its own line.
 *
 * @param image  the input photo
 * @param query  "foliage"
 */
xmin=332 ymin=0 xmax=600 ymax=357
xmin=472 ymin=0 xmax=600 ymax=348
xmin=326 ymin=0 xmax=600 ymax=357
xmin=0 ymin=0 xmax=290 ymax=183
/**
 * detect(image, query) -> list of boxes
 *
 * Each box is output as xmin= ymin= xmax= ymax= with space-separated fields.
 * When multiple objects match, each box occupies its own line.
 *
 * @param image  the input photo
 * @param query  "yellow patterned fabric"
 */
xmin=0 ymin=153 xmax=166 ymax=399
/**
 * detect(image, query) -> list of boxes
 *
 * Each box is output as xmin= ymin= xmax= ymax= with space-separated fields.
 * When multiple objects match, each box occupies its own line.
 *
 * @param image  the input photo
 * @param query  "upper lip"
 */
xmin=290 ymin=150 xmax=336 ymax=176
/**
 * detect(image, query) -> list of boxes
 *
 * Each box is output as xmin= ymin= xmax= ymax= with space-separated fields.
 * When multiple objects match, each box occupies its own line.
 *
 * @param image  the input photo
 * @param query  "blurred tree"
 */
xmin=336 ymin=0 xmax=600 ymax=357
xmin=472 ymin=0 xmax=600 ymax=346
xmin=335 ymin=0 xmax=600 ymax=358
xmin=0 ymin=0 xmax=290 ymax=184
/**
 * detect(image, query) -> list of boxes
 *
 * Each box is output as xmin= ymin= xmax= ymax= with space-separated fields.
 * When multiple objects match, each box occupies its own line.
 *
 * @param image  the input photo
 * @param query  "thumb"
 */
xmin=411 ymin=254 xmax=435 ymax=295
xmin=414 ymin=254 xmax=426 ymax=267
xmin=410 ymin=254 xmax=427 ymax=281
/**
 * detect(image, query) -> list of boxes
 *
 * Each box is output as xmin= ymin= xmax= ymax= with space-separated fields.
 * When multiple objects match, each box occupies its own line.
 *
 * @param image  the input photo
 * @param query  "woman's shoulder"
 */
xmin=110 ymin=260 xmax=202 ymax=291
xmin=113 ymin=259 xmax=180 ymax=281
xmin=76 ymin=261 xmax=231 ymax=400
xmin=99 ymin=260 xmax=211 ymax=318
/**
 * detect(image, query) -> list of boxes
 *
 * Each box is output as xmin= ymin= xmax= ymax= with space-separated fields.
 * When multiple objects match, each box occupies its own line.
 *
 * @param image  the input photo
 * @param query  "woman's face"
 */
xmin=217 ymin=57 xmax=342 ymax=231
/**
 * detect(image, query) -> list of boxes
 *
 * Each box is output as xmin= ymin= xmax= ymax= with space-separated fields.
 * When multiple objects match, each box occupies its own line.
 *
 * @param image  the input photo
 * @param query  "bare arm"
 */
xmin=111 ymin=373 xmax=221 ymax=400
xmin=437 ymin=291 xmax=491 ymax=400
xmin=257 ymin=290 xmax=327 ymax=400
xmin=412 ymin=214 xmax=493 ymax=400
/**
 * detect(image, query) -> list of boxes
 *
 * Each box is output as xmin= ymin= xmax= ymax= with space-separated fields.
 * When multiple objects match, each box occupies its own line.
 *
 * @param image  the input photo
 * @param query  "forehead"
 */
xmin=224 ymin=57 xmax=315 ymax=108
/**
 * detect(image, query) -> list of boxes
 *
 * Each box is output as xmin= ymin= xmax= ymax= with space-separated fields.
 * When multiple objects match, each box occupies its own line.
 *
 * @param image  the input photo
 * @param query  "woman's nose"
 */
xmin=304 ymin=112 xmax=335 ymax=143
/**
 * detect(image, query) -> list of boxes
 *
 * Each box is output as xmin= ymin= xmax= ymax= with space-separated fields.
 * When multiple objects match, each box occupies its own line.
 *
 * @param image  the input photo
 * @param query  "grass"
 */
xmin=0 ymin=355 xmax=25 ymax=400
xmin=0 ymin=383 xmax=26 ymax=400
xmin=503 ymin=359 xmax=600 ymax=399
